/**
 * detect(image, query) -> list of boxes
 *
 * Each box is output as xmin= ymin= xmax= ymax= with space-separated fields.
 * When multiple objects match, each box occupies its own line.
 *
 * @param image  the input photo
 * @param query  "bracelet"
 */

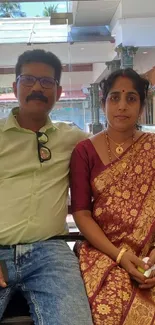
xmin=116 ymin=247 xmax=127 ymax=264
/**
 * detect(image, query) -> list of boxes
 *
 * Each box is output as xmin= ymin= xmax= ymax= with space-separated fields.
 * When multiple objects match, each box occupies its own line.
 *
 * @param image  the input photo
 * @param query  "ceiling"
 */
xmin=134 ymin=47 xmax=155 ymax=74
xmin=0 ymin=41 xmax=115 ymax=66
xmin=73 ymin=0 xmax=120 ymax=26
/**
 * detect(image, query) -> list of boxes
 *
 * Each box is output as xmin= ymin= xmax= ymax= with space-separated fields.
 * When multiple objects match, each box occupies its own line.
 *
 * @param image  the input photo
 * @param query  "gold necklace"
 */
xmin=107 ymin=134 xmax=133 ymax=155
xmin=105 ymin=132 xmax=135 ymax=196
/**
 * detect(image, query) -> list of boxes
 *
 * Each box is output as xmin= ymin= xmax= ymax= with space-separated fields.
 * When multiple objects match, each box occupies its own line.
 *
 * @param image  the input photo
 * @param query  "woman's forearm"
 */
xmin=73 ymin=211 xmax=120 ymax=261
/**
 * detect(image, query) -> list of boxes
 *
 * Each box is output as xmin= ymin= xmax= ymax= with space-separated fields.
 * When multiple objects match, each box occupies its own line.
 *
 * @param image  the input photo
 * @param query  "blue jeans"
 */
xmin=0 ymin=240 xmax=93 ymax=325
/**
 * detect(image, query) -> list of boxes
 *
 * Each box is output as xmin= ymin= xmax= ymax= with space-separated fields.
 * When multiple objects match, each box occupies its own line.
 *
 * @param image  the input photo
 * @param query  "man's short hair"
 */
xmin=15 ymin=49 xmax=62 ymax=84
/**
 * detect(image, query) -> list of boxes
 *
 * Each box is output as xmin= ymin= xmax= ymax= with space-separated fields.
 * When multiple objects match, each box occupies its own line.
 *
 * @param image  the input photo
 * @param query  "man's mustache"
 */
xmin=26 ymin=92 xmax=48 ymax=103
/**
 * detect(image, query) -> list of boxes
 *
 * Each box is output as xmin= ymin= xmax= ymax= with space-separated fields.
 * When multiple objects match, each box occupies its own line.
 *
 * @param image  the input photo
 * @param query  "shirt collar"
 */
xmin=2 ymin=107 xmax=58 ymax=133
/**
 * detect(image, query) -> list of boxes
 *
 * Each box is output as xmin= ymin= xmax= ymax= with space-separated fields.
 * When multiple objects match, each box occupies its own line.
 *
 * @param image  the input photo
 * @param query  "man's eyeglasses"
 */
xmin=16 ymin=75 xmax=58 ymax=89
xmin=36 ymin=132 xmax=51 ymax=163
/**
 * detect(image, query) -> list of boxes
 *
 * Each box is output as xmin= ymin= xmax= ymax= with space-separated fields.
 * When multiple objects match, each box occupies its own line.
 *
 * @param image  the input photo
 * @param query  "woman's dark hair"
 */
xmin=100 ymin=68 xmax=149 ymax=107
xmin=15 ymin=49 xmax=62 ymax=84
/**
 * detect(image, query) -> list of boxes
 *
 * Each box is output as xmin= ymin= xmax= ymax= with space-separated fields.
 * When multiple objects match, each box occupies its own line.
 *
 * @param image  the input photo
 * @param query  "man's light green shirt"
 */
xmin=0 ymin=108 xmax=88 ymax=245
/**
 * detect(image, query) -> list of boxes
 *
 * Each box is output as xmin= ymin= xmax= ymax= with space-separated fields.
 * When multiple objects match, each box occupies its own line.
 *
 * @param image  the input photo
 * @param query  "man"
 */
xmin=0 ymin=49 xmax=93 ymax=325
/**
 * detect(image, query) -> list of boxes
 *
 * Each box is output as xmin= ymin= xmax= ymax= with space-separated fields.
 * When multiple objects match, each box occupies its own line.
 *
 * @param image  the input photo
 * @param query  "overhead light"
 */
xmin=143 ymin=51 xmax=148 ymax=54
xmin=81 ymin=48 xmax=84 ymax=50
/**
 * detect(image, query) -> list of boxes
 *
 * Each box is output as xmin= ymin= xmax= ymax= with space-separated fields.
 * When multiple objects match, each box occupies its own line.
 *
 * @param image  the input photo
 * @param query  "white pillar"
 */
xmin=110 ymin=0 xmax=155 ymax=47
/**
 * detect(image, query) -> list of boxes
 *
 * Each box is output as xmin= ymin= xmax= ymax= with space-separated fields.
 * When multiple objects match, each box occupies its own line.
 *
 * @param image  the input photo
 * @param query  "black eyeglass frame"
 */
xmin=16 ymin=74 xmax=59 ymax=89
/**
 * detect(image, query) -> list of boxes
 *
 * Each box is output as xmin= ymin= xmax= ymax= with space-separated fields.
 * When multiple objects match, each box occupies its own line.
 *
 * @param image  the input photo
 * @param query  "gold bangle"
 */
xmin=116 ymin=247 xmax=127 ymax=264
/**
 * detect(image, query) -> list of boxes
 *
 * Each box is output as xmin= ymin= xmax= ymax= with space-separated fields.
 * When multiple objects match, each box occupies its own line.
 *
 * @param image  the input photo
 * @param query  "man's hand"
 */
xmin=0 ymin=266 xmax=7 ymax=288
xmin=120 ymin=251 xmax=149 ymax=284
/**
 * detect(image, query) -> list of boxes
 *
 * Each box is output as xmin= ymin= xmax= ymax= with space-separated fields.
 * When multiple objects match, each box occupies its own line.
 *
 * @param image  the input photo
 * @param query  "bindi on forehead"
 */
xmin=116 ymin=88 xmax=128 ymax=92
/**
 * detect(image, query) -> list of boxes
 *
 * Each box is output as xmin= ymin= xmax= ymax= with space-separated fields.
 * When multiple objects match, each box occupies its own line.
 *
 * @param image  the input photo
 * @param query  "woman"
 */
xmin=70 ymin=68 xmax=155 ymax=324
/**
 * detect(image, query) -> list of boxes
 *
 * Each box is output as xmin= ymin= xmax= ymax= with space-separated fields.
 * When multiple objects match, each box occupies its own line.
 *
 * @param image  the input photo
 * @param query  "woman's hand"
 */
xmin=139 ymin=248 xmax=155 ymax=289
xmin=120 ymin=250 xmax=149 ymax=284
